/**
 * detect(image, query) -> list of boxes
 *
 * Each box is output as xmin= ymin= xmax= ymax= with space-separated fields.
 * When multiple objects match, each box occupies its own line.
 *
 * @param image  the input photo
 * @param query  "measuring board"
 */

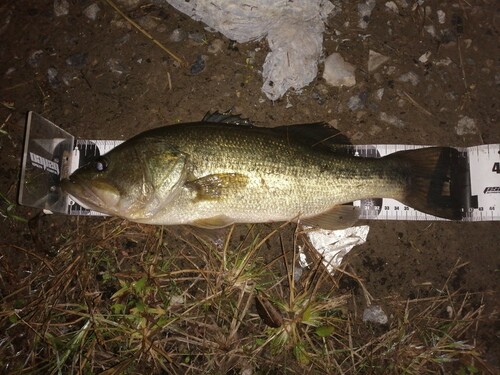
xmin=19 ymin=112 xmax=500 ymax=222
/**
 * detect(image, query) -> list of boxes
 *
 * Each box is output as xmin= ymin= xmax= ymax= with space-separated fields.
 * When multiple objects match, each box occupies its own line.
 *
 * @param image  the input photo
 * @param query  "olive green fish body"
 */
xmin=61 ymin=116 xmax=461 ymax=228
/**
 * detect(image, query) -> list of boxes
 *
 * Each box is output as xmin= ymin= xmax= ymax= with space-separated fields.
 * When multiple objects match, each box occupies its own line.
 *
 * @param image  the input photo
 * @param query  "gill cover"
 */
xmin=65 ymin=135 xmax=188 ymax=219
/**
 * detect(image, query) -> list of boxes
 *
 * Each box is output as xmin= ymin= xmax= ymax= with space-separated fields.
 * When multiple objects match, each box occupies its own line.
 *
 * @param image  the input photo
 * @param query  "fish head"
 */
xmin=61 ymin=137 xmax=188 ymax=219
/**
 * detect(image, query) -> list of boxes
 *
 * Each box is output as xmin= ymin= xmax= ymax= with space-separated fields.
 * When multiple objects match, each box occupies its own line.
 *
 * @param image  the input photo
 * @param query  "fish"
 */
xmin=60 ymin=112 xmax=463 ymax=229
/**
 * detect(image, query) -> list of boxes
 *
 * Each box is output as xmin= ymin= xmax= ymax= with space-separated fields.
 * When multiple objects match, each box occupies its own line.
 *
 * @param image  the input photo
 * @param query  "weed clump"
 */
xmin=0 ymin=220 xmax=494 ymax=374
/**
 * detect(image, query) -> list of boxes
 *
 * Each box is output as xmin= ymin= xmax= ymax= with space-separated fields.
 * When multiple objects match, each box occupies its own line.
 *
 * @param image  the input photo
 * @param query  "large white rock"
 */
xmin=323 ymin=53 xmax=356 ymax=87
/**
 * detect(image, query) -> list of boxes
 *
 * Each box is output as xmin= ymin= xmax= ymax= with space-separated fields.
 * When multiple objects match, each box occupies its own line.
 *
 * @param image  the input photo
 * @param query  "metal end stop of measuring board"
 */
xmin=18 ymin=112 xmax=74 ymax=214
xmin=18 ymin=112 xmax=500 ymax=222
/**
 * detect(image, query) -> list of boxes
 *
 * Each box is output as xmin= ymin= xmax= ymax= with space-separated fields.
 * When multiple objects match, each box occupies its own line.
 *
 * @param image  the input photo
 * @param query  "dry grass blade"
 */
xmin=103 ymin=0 xmax=187 ymax=67
xmin=0 ymin=221 xmax=494 ymax=374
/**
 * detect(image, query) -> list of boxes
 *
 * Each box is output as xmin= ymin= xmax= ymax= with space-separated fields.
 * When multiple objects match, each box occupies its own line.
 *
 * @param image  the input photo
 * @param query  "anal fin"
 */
xmin=301 ymin=205 xmax=361 ymax=230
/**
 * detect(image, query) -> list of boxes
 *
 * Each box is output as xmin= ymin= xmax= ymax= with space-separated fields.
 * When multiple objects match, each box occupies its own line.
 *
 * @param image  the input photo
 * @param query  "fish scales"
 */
xmin=91 ymin=124 xmax=406 ymax=223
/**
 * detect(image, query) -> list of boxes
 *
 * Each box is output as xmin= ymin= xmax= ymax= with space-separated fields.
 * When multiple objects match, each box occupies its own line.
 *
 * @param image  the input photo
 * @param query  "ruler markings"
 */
xmin=65 ymin=140 xmax=500 ymax=222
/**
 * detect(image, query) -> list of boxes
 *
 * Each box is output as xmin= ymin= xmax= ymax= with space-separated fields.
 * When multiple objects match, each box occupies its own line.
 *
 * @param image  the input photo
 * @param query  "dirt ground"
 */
xmin=0 ymin=0 xmax=498 ymax=373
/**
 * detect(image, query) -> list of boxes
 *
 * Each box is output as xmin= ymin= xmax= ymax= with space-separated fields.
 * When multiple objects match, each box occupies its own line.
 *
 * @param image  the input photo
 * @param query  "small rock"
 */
xmin=246 ymin=51 xmax=256 ymax=65
xmin=83 ymin=3 xmax=100 ymax=21
xmin=347 ymin=95 xmax=364 ymax=111
xmin=54 ymin=0 xmax=69 ymax=17
xmin=116 ymin=0 xmax=141 ymax=8
xmin=368 ymin=50 xmax=389 ymax=72
xmin=380 ymin=112 xmax=405 ymax=128
xmin=210 ymin=73 xmax=225 ymax=82
xmin=455 ymin=116 xmax=478 ymax=135
xmin=347 ymin=92 xmax=367 ymax=111
xmin=358 ymin=0 xmax=376 ymax=29
xmin=106 ymin=58 xmax=128 ymax=75
xmin=374 ymin=88 xmax=384 ymax=101
xmin=190 ymin=55 xmax=206 ymax=75
xmin=293 ymin=267 xmax=303 ymax=283
xmin=66 ymin=52 xmax=88 ymax=68
xmin=315 ymin=83 xmax=329 ymax=96
xmin=386 ymin=66 xmax=396 ymax=75
xmin=188 ymin=32 xmax=205 ymax=44
xmin=418 ymin=51 xmax=432 ymax=63
xmin=385 ymin=1 xmax=398 ymax=12
xmin=4 ymin=67 xmax=15 ymax=76
xmin=368 ymin=125 xmax=382 ymax=136
xmin=62 ymin=71 xmax=79 ymax=86
xmin=398 ymin=71 xmax=420 ymax=86
xmin=111 ymin=18 xmax=132 ymax=30
xmin=169 ymin=28 xmax=186 ymax=42
xmin=323 ymin=53 xmax=356 ymax=88
xmin=440 ymin=29 xmax=457 ymax=45
xmin=446 ymin=305 xmax=454 ymax=318
xmin=311 ymin=91 xmax=325 ymax=105
xmin=0 ymin=9 xmax=12 ymax=36
xmin=435 ymin=57 xmax=452 ymax=66
xmin=437 ymin=10 xmax=446 ymax=24
xmin=207 ymin=39 xmax=224 ymax=54
xmin=137 ymin=15 xmax=159 ymax=30
xmin=349 ymin=131 xmax=364 ymax=141
xmin=47 ymin=67 xmax=60 ymax=88
xmin=424 ymin=25 xmax=436 ymax=38
xmin=363 ymin=305 xmax=388 ymax=324
xmin=226 ymin=40 xmax=239 ymax=52
xmin=169 ymin=295 xmax=185 ymax=305
xmin=28 ymin=50 xmax=44 ymax=68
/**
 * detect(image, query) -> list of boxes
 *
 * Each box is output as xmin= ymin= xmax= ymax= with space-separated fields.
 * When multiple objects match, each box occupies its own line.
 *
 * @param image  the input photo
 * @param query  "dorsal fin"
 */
xmin=202 ymin=111 xmax=352 ymax=152
xmin=202 ymin=111 xmax=252 ymax=126
xmin=271 ymin=122 xmax=352 ymax=154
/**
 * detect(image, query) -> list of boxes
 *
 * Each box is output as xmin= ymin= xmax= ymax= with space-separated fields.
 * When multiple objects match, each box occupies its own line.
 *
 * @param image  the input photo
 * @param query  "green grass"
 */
xmin=0 ymin=220 xmax=494 ymax=374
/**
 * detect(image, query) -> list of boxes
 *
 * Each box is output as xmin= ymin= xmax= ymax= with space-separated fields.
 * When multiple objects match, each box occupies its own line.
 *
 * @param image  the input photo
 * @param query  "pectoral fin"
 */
xmin=185 ymin=173 xmax=249 ymax=201
xmin=302 ymin=205 xmax=361 ymax=230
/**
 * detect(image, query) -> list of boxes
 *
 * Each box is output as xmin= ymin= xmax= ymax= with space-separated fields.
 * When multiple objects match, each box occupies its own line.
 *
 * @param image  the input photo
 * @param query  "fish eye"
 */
xmin=95 ymin=158 xmax=108 ymax=172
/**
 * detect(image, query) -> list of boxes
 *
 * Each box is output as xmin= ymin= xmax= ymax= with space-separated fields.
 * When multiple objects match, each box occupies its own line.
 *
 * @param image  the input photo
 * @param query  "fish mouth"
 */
xmin=60 ymin=176 xmax=118 ymax=214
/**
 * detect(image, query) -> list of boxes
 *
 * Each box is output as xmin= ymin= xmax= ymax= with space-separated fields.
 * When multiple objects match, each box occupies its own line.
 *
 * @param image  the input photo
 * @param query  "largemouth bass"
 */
xmin=61 ymin=112 xmax=462 ymax=229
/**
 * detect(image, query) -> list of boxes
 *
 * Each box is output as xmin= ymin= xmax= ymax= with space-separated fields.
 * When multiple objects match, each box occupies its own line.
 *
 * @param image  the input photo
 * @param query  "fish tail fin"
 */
xmin=386 ymin=147 xmax=467 ymax=220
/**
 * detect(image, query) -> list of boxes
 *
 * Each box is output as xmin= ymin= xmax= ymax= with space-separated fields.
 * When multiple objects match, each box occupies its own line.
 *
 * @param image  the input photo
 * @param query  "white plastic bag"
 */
xmin=164 ymin=0 xmax=335 ymax=100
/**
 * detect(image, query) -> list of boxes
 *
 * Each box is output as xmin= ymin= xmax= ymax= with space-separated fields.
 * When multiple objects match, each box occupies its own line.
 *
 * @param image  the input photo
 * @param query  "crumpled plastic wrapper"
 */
xmin=306 ymin=225 xmax=370 ymax=273
xmin=163 ymin=0 xmax=336 ymax=100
